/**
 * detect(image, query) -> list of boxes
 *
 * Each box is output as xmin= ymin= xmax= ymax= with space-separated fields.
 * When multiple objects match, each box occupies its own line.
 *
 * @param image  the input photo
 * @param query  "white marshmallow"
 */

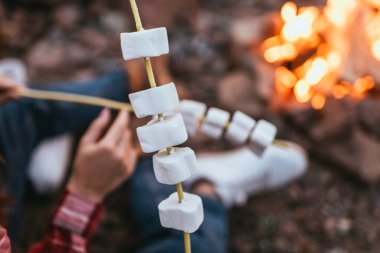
xmin=120 ymin=27 xmax=169 ymax=61
xmin=179 ymin=100 xmax=207 ymax=136
xmin=129 ymin=83 xmax=179 ymax=118
xmin=249 ymin=120 xmax=277 ymax=156
xmin=136 ymin=113 xmax=188 ymax=153
xmin=201 ymin=108 xmax=230 ymax=139
xmin=153 ymin=147 xmax=199 ymax=185
xmin=225 ymin=111 xmax=256 ymax=145
xmin=158 ymin=192 xmax=204 ymax=233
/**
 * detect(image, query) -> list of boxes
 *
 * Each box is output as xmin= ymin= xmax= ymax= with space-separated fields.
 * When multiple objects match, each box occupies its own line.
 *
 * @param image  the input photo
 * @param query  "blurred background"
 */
xmin=1 ymin=0 xmax=380 ymax=252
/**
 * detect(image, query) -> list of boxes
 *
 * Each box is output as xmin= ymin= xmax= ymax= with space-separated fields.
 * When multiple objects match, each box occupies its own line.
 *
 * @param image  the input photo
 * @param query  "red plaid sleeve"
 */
xmin=28 ymin=190 xmax=104 ymax=253
xmin=0 ymin=225 xmax=11 ymax=253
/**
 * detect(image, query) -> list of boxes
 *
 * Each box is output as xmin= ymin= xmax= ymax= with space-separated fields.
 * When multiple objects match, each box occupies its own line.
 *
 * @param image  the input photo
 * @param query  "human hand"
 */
xmin=0 ymin=76 xmax=22 ymax=105
xmin=68 ymin=109 xmax=137 ymax=203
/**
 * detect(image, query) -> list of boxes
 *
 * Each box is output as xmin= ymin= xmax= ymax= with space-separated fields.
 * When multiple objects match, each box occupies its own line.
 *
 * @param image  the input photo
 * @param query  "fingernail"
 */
xmin=99 ymin=108 xmax=110 ymax=121
xmin=120 ymin=109 xmax=128 ymax=118
xmin=100 ymin=108 xmax=108 ymax=116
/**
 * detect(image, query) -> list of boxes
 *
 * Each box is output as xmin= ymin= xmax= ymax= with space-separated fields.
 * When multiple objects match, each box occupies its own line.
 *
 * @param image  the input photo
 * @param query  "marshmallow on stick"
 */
xmin=123 ymin=1 xmax=203 ymax=253
xmin=178 ymin=100 xmax=278 ymax=156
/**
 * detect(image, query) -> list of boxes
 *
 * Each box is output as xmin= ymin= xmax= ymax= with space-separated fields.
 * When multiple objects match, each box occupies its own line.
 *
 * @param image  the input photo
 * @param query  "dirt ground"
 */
xmin=2 ymin=0 xmax=380 ymax=252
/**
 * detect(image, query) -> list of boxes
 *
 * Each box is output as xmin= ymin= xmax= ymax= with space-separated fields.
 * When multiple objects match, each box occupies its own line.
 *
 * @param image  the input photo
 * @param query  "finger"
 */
xmin=101 ymin=110 xmax=129 ymax=147
xmin=81 ymin=109 xmax=110 ymax=145
xmin=0 ymin=76 xmax=22 ymax=89
xmin=115 ymin=129 xmax=131 ymax=158
xmin=9 ymin=87 xmax=23 ymax=100
xmin=125 ymin=147 xmax=138 ymax=176
xmin=124 ymin=140 xmax=137 ymax=174
xmin=0 ymin=86 xmax=21 ymax=104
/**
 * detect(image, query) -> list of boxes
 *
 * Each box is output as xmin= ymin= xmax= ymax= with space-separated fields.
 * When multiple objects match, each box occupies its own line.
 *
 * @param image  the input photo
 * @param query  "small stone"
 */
xmin=54 ymin=4 xmax=81 ymax=29
xmin=358 ymin=98 xmax=380 ymax=137
xmin=27 ymin=41 xmax=66 ymax=71
xmin=280 ymin=221 xmax=299 ymax=237
xmin=100 ymin=11 xmax=129 ymax=35
xmin=229 ymin=14 xmax=276 ymax=48
xmin=327 ymin=247 xmax=348 ymax=253
xmin=218 ymin=71 xmax=266 ymax=116
xmin=309 ymin=98 xmax=355 ymax=142
xmin=80 ymin=28 xmax=110 ymax=55
xmin=316 ymin=128 xmax=380 ymax=183
xmin=336 ymin=218 xmax=352 ymax=234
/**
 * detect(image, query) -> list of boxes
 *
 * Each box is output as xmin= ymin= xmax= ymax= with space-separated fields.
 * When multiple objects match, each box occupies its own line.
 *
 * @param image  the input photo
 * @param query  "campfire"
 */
xmin=260 ymin=0 xmax=380 ymax=110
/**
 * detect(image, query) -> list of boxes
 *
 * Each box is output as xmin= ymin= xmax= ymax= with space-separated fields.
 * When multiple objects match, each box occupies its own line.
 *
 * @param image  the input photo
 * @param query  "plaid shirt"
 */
xmin=0 ymin=190 xmax=103 ymax=253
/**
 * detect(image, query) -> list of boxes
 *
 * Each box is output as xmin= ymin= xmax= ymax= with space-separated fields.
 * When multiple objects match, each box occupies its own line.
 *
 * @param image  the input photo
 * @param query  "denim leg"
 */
xmin=129 ymin=157 xmax=228 ymax=253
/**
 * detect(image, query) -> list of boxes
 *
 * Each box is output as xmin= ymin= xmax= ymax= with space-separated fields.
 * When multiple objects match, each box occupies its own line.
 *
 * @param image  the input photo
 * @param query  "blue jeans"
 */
xmin=130 ymin=158 xmax=228 ymax=253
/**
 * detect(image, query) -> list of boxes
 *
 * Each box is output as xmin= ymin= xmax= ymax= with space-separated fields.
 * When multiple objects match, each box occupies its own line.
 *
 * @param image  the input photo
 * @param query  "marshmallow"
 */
xmin=120 ymin=27 xmax=169 ymax=61
xmin=249 ymin=120 xmax=277 ymax=156
xmin=153 ymin=147 xmax=199 ymax=185
xmin=201 ymin=108 xmax=230 ymax=139
xmin=225 ymin=111 xmax=256 ymax=145
xmin=158 ymin=192 xmax=204 ymax=233
xmin=136 ymin=113 xmax=188 ymax=153
xmin=179 ymin=100 xmax=207 ymax=136
xmin=129 ymin=83 xmax=179 ymax=118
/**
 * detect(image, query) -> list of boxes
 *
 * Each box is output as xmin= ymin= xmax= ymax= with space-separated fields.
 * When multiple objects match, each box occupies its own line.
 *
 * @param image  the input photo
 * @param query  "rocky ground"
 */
xmin=2 ymin=0 xmax=380 ymax=252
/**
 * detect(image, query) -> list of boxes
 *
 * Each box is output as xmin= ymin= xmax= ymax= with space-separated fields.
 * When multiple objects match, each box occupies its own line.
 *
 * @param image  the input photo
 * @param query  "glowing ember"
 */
xmin=311 ymin=94 xmax=326 ymax=110
xmin=333 ymin=84 xmax=350 ymax=99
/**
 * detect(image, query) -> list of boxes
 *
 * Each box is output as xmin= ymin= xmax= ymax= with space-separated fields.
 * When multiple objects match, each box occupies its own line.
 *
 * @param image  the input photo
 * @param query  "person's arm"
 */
xmin=28 ymin=109 xmax=137 ymax=253
xmin=2 ymin=70 xmax=129 ymax=146
xmin=27 ymin=191 xmax=104 ymax=253
xmin=0 ymin=70 xmax=130 ymax=225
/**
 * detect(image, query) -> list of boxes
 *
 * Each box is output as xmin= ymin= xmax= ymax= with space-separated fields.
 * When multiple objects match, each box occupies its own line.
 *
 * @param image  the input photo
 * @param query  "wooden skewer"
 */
xmin=184 ymin=232 xmax=192 ymax=253
xmin=20 ymin=88 xmax=132 ymax=111
xmin=128 ymin=1 xmax=191 ymax=253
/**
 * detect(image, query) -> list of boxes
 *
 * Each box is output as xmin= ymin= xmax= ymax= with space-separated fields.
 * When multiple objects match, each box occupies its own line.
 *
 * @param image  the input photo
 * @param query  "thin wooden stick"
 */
xmin=129 ymin=0 xmax=143 ymax=31
xmin=145 ymin=58 xmax=157 ymax=88
xmin=128 ymin=1 xmax=192 ymax=253
xmin=21 ymin=88 xmax=132 ymax=111
xmin=184 ymin=232 xmax=192 ymax=253
xmin=176 ymin=183 xmax=184 ymax=203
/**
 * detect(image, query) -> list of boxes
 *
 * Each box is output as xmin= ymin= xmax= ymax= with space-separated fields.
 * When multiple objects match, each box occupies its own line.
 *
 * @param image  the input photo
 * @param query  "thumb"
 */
xmin=80 ymin=109 xmax=110 ymax=145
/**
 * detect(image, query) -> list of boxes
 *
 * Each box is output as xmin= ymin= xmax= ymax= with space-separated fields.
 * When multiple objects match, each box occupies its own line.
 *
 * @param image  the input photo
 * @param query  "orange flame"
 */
xmin=262 ymin=0 xmax=377 ymax=108
xmin=281 ymin=7 xmax=319 ymax=42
